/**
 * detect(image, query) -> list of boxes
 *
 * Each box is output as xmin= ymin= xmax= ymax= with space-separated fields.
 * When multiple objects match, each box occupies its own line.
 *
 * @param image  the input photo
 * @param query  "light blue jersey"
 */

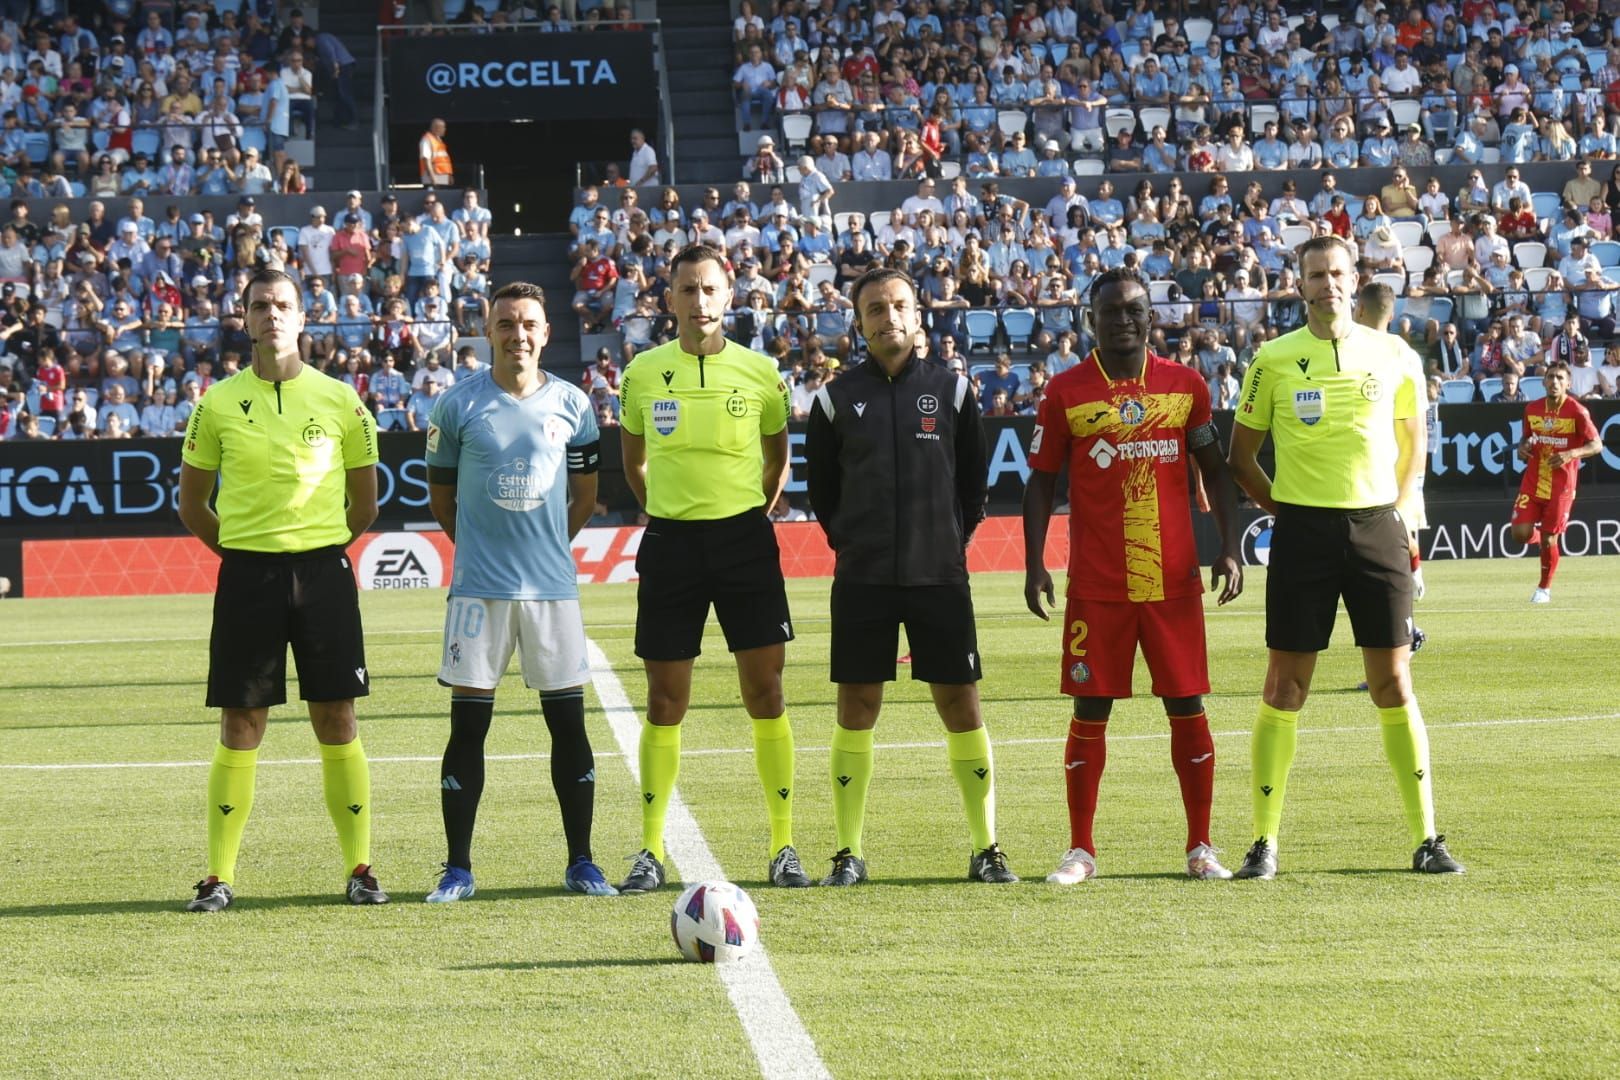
xmin=426 ymin=370 xmax=599 ymax=601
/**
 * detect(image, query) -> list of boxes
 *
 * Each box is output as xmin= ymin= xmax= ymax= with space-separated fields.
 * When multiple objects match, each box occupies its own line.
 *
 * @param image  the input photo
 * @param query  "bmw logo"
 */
xmin=1241 ymin=515 xmax=1275 ymax=567
xmin=1068 ymin=661 xmax=1091 ymax=684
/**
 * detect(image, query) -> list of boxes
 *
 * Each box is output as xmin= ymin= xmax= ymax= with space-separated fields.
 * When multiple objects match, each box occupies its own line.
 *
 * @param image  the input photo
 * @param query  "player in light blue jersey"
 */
xmin=423 ymin=281 xmax=617 ymax=901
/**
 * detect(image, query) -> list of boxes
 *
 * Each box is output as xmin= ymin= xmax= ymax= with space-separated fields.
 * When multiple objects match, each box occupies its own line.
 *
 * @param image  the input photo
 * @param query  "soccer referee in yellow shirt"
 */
xmin=1226 ymin=236 xmax=1464 ymax=880
xmin=615 ymin=243 xmax=809 ymax=892
xmin=178 ymin=268 xmax=387 ymax=911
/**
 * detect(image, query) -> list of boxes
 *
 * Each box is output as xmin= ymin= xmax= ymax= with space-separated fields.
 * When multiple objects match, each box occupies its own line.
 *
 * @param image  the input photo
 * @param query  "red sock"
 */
xmin=1539 ymin=542 xmax=1559 ymax=589
xmin=1168 ymin=712 xmax=1215 ymax=852
xmin=1063 ymin=718 xmax=1107 ymax=855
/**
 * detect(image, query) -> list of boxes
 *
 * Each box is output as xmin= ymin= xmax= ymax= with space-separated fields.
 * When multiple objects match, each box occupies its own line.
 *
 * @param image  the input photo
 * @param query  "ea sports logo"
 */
xmin=1242 ymin=515 xmax=1276 ymax=567
xmin=357 ymin=532 xmax=444 ymax=590
xmin=1088 ymin=439 xmax=1117 ymax=469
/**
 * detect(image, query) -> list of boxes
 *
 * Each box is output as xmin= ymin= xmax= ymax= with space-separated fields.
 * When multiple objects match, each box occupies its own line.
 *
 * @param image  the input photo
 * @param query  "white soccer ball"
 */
xmin=671 ymin=880 xmax=760 ymax=963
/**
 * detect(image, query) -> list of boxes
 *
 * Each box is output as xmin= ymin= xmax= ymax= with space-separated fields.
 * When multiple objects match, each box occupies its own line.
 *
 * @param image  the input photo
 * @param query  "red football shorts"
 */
xmin=1511 ymin=489 xmax=1574 ymax=536
xmin=1059 ymin=593 xmax=1210 ymax=699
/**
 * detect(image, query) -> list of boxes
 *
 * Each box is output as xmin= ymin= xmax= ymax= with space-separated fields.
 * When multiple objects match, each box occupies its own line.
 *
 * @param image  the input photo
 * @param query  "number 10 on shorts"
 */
xmin=450 ymin=599 xmax=486 ymax=640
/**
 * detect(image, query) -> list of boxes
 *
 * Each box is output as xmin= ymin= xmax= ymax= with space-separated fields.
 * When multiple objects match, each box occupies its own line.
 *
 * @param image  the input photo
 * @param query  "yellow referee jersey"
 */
xmin=182 ymin=365 xmax=378 ymax=552
xmin=620 ymin=338 xmax=790 ymax=520
xmin=1234 ymin=323 xmax=1417 ymax=509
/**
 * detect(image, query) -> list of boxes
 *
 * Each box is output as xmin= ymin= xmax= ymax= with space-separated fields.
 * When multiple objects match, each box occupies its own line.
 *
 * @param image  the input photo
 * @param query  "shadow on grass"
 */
xmin=0 ymin=893 xmax=359 ymax=918
xmin=451 ymin=958 xmax=677 ymax=971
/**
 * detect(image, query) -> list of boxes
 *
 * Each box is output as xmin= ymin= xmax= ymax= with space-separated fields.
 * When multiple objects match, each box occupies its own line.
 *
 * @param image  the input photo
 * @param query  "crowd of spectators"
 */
xmin=0 ymin=4 xmax=357 ymax=202
xmin=0 ymin=185 xmax=497 ymax=441
xmin=731 ymin=0 xmax=1620 ymax=181
xmin=546 ymin=2 xmax=1601 ymax=411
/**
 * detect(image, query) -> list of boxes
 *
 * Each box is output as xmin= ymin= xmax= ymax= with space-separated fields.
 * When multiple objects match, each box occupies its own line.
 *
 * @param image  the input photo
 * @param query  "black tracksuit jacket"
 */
xmin=804 ymin=354 xmax=988 ymax=586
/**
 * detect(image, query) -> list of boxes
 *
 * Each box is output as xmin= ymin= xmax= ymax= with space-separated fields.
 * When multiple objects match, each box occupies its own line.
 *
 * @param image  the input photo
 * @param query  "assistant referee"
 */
xmin=1226 ymin=236 xmax=1464 ymax=880
xmin=178 ymin=268 xmax=387 ymax=912
xmin=615 ymin=243 xmax=809 ymax=893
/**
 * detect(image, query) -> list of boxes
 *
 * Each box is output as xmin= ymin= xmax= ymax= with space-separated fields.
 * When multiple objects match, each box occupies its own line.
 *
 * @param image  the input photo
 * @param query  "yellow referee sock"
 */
xmin=753 ymin=714 xmax=796 ymax=855
xmin=946 ymin=726 xmax=996 ymax=851
xmin=320 ymin=738 xmax=371 ymax=873
xmin=828 ymin=725 xmax=875 ymax=858
xmin=1251 ymin=703 xmax=1299 ymax=845
xmin=638 ymin=721 xmax=681 ymax=862
xmin=1378 ymin=701 xmax=1436 ymax=848
xmin=206 ymin=743 xmax=257 ymax=884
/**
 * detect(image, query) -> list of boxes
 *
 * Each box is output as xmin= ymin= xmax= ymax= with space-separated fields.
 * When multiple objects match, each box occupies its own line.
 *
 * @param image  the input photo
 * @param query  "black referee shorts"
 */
xmin=634 ymin=510 xmax=793 ymax=661
xmin=1265 ymin=503 xmax=1414 ymax=654
xmin=207 ymin=546 xmax=371 ymax=709
xmin=829 ymin=580 xmax=981 ymax=685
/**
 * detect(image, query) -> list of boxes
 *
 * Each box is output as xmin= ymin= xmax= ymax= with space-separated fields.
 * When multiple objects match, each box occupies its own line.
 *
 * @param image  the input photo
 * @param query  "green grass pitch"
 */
xmin=2 ymin=559 xmax=1618 ymax=1078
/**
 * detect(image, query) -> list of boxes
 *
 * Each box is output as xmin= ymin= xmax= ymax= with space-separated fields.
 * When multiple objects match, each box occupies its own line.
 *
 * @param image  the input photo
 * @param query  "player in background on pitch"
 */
xmin=1022 ymin=267 xmax=1244 ymax=884
xmin=1510 ymin=360 xmax=1602 ymax=603
xmin=615 ymin=243 xmax=809 ymax=893
xmin=1354 ymin=283 xmax=1428 ymax=663
xmin=423 ymin=282 xmax=617 ymax=902
xmin=805 ymin=267 xmax=1017 ymax=887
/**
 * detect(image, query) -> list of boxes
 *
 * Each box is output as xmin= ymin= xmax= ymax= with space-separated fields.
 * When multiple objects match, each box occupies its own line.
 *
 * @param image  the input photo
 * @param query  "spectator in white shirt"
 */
xmin=299 ymin=206 xmax=336 ymax=282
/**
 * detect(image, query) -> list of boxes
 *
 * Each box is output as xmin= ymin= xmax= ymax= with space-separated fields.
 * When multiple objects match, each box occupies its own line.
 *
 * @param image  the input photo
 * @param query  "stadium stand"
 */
xmin=554 ymin=0 xmax=1620 ymax=419
xmin=0 ymin=4 xmax=494 ymax=443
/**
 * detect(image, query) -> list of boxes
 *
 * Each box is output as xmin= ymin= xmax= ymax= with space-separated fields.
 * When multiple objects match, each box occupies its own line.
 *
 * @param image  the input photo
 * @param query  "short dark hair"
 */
xmin=1545 ymin=359 xmax=1572 ymax=377
xmin=491 ymin=281 xmax=547 ymax=307
xmin=850 ymin=266 xmax=917 ymax=312
xmin=670 ymin=242 xmax=728 ymax=277
xmin=1357 ymin=281 xmax=1396 ymax=322
xmin=241 ymin=268 xmax=302 ymax=311
xmin=1298 ymin=234 xmax=1357 ymax=268
xmin=1086 ymin=266 xmax=1148 ymax=307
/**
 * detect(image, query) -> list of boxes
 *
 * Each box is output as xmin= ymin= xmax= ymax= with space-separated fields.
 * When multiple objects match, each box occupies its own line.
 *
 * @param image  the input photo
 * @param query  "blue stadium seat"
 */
xmin=1439 ymin=379 xmax=1475 ymax=404
xmin=1477 ymin=376 xmax=1503 ymax=401
xmin=1530 ymin=192 xmax=1562 ymax=221
xmin=131 ymin=129 xmax=160 ymax=158
xmin=444 ymin=0 xmax=469 ymax=19
xmin=239 ymin=127 xmax=267 ymax=156
xmin=1427 ymin=297 xmax=1453 ymax=326
xmin=35 ymin=416 xmax=56 ymax=436
xmin=1590 ymin=240 xmax=1620 ymax=268
xmin=1001 ymin=309 xmax=1037 ymax=350
xmin=964 ymin=310 xmax=999 ymax=352
xmin=91 ymin=128 xmax=110 ymax=152
xmin=69 ymin=181 xmax=85 ymax=197
xmin=22 ymin=132 xmax=50 ymax=164
xmin=1520 ymin=377 xmax=1547 ymax=401
xmin=1011 ymin=362 xmax=1033 ymax=393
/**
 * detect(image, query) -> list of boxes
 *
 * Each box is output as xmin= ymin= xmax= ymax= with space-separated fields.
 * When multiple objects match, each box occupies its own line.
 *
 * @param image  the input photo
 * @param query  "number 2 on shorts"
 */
xmin=1067 ymin=619 xmax=1089 ymax=658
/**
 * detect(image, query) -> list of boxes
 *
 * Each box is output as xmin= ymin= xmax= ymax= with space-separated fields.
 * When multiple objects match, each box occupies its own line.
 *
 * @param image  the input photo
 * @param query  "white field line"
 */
xmin=2 ymin=710 xmax=1616 ymax=772
xmin=583 ymin=638 xmax=831 ymax=1080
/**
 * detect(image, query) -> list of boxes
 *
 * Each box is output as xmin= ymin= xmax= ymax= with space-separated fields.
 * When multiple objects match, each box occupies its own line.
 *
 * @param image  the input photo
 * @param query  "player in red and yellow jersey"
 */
xmin=1510 ymin=360 xmax=1602 ymax=603
xmin=1022 ymin=268 xmax=1244 ymax=884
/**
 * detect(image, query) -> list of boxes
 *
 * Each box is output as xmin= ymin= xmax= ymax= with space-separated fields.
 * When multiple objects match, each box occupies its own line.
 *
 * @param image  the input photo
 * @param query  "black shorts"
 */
xmin=207 ymin=546 xmax=371 ymax=709
xmin=829 ymin=580 xmax=981 ymax=684
xmin=634 ymin=510 xmax=793 ymax=661
xmin=1265 ymin=503 xmax=1414 ymax=653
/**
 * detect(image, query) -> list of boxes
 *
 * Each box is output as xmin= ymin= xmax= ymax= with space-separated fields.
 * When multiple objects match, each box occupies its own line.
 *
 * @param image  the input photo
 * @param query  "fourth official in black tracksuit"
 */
xmin=805 ymin=352 xmax=989 ymax=684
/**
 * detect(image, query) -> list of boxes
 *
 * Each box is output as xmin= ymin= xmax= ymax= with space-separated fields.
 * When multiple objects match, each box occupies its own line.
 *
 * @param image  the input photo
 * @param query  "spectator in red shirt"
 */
xmin=570 ymin=238 xmax=618 ymax=333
